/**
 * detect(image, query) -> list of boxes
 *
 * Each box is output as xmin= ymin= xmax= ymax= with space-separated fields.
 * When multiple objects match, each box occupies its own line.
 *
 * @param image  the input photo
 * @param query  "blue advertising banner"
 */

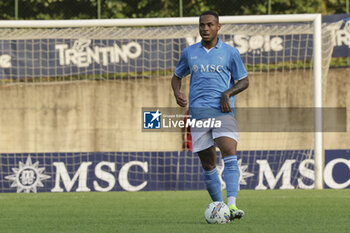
xmin=324 ymin=150 xmax=350 ymax=189
xmin=0 ymin=39 xmax=177 ymax=79
xmin=323 ymin=14 xmax=350 ymax=58
xmin=0 ymin=14 xmax=349 ymax=80
xmin=0 ymin=150 xmax=349 ymax=193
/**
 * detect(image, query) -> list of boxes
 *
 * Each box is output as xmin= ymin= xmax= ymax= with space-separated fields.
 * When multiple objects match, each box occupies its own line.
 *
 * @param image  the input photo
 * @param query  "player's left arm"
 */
xmin=220 ymin=77 xmax=249 ymax=113
xmin=221 ymin=47 xmax=249 ymax=113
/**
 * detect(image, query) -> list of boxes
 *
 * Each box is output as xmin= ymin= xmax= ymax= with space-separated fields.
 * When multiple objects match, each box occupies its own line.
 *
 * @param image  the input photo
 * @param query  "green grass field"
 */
xmin=0 ymin=189 xmax=349 ymax=233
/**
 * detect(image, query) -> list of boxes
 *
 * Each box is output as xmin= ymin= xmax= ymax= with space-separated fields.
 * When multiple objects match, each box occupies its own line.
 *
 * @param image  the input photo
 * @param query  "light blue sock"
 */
xmin=203 ymin=167 xmax=223 ymax=202
xmin=223 ymin=155 xmax=239 ymax=204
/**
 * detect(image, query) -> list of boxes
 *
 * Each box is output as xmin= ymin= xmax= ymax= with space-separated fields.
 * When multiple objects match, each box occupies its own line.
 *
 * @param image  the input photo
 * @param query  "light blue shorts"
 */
xmin=190 ymin=114 xmax=238 ymax=153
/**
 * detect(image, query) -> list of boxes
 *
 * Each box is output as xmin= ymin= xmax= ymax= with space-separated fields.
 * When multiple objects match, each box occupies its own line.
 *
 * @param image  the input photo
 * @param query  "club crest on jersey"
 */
xmin=192 ymin=65 xmax=199 ymax=72
xmin=192 ymin=64 xmax=224 ymax=73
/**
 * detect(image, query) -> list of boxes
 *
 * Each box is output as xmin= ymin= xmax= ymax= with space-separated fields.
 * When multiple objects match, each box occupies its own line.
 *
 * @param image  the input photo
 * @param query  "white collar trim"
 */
xmin=203 ymin=47 xmax=214 ymax=53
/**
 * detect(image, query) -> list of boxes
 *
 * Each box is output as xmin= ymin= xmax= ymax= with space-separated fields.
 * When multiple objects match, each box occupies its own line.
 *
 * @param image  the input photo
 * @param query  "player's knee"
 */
xmin=201 ymin=162 xmax=215 ymax=171
xmin=221 ymin=148 xmax=237 ymax=157
xmin=217 ymin=141 xmax=237 ymax=157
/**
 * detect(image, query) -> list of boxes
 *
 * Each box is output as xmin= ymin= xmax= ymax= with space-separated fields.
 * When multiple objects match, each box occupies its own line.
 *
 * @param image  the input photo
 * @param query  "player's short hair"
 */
xmin=200 ymin=11 xmax=219 ymax=23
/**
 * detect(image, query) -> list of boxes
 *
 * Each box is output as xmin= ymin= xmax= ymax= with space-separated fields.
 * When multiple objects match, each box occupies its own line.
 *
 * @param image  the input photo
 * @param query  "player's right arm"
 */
xmin=171 ymin=75 xmax=188 ymax=107
xmin=172 ymin=48 xmax=190 ymax=107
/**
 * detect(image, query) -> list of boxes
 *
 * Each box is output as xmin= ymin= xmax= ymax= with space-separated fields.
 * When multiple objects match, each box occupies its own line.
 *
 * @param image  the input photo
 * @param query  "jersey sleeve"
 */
xmin=230 ymin=48 xmax=248 ymax=81
xmin=174 ymin=48 xmax=190 ymax=78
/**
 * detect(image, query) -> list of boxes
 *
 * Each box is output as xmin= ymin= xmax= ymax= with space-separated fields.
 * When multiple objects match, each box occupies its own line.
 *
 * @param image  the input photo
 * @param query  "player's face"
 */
xmin=199 ymin=15 xmax=221 ymax=43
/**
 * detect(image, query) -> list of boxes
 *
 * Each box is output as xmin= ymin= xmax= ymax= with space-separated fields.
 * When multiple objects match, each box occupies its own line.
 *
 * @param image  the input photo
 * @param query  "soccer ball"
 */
xmin=204 ymin=201 xmax=230 ymax=224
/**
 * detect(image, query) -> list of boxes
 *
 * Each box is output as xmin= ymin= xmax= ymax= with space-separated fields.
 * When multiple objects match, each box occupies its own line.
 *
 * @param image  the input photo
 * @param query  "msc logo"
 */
xmin=192 ymin=64 xmax=224 ymax=73
xmin=4 ymin=156 xmax=51 ymax=193
xmin=143 ymin=110 xmax=161 ymax=129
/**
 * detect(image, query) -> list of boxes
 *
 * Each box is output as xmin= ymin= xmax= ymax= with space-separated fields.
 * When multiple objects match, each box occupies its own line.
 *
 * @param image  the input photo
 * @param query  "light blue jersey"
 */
xmin=175 ymin=37 xmax=247 ymax=119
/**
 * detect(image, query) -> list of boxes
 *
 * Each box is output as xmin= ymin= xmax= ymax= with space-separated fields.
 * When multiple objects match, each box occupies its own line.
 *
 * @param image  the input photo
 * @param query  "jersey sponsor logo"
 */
xmin=192 ymin=64 xmax=224 ymax=73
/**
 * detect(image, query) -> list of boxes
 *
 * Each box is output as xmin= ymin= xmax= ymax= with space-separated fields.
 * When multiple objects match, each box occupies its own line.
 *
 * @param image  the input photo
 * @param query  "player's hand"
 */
xmin=220 ymin=93 xmax=232 ymax=113
xmin=175 ymin=92 xmax=188 ymax=107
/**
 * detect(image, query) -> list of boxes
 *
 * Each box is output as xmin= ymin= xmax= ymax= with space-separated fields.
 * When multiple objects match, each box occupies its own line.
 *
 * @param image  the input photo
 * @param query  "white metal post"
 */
xmin=313 ymin=14 xmax=323 ymax=189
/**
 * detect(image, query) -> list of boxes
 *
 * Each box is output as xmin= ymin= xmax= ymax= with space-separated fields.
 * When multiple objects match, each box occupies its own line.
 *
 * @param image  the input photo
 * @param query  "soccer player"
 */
xmin=171 ymin=11 xmax=249 ymax=221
